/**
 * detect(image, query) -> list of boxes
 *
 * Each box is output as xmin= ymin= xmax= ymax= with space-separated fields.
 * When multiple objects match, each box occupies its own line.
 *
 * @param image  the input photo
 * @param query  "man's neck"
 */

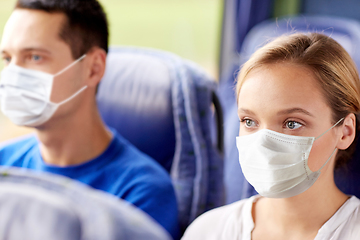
xmin=36 ymin=106 xmax=112 ymax=167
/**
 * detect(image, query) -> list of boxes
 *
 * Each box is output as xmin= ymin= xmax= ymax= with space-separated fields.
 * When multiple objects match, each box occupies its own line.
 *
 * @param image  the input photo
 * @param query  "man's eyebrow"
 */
xmin=277 ymin=108 xmax=315 ymax=117
xmin=1 ymin=48 xmax=51 ymax=55
xmin=20 ymin=48 xmax=51 ymax=54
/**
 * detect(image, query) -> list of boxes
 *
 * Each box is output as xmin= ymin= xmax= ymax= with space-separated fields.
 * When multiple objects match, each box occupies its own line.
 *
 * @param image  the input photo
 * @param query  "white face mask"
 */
xmin=0 ymin=55 xmax=87 ymax=127
xmin=236 ymin=118 xmax=344 ymax=198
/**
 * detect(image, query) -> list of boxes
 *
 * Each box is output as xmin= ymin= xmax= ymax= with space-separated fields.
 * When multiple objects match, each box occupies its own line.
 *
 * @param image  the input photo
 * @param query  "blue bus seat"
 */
xmin=96 ymin=47 xmax=224 ymax=231
xmin=224 ymin=16 xmax=360 ymax=203
xmin=240 ymin=16 xmax=360 ymax=69
xmin=0 ymin=167 xmax=171 ymax=240
xmin=302 ymin=0 xmax=360 ymax=22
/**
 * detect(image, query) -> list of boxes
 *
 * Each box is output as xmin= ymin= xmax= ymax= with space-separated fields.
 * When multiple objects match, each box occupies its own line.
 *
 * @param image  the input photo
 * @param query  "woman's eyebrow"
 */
xmin=277 ymin=108 xmax=315 ymax=117
xmin=238 ymin=108 xmax=257 ymax=116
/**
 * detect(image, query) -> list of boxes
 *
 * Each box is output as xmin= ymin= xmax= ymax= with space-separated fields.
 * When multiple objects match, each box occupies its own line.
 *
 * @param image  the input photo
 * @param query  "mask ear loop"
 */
xmin=315 ymin=117 xmax=344 ymax=140
xmin=314 ymin=117 xmax=344 ymax=172
xmin=316 ymin=148 xmax=337 ymax=172
xmin=54 ymin=54 xmax=86 ymax=77
xmin=56 ymin=86 xmax=88 ymax=106
xmin=52 ymin=54 xmax=88 ymax=106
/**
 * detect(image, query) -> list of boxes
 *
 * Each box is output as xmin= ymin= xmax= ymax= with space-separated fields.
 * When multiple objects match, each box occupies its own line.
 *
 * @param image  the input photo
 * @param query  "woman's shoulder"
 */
xmin=319 ymin=196 xmax=360 ymax=239
xmin=181 ymin=196 xmax=259 ymax=240
xmin=338 ymin=195 xmax=360 ymax=225
xmin=340 ymin=196 xmax=360 ymax=236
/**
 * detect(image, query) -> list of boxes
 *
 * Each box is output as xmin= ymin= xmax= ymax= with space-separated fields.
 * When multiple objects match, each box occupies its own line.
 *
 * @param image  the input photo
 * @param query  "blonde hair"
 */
xmin=236 ymin=33 xmax=360 ymax=167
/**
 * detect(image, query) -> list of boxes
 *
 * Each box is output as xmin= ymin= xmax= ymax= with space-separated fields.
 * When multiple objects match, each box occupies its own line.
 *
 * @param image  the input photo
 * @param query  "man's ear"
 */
xmin=84 ymin=47 xmax=107 ymax=88
xmin=336 ymin=113 xmax=357 ymax=150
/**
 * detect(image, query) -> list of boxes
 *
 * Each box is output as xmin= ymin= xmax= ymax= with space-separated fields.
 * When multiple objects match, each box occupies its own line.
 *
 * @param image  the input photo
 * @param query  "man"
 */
xmin=0 ymin=0 xmax=179 ymax=239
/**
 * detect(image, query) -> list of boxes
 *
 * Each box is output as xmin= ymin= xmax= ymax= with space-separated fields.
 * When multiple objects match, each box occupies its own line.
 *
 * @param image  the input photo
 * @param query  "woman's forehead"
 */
xmin=237 ymin=63 xmax=330 ymax=117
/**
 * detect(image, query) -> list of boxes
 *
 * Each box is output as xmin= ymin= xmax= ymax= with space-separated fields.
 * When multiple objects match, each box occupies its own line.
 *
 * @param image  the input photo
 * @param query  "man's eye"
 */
xmin=2 ymin=57 xmax=11 ymax=64
xmin=32 ymin=55 xmax=41 ymax=61
xmin=286 ymin=121 xmax=302 ymax=130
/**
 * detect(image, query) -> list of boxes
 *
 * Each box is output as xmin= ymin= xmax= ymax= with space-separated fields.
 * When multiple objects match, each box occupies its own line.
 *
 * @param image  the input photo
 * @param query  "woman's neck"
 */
xmin=251 ymin=169 xmax=349 ymax=240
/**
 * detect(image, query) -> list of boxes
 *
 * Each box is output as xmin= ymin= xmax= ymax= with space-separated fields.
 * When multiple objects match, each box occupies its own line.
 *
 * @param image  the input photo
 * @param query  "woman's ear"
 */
xmin=336 ymin=113 xmax=357 ymax=150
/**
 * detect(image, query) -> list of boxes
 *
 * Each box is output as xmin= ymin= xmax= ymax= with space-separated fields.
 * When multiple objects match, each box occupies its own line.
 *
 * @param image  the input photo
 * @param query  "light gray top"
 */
xmin=182 ymin=195 xmax=360 ymax=240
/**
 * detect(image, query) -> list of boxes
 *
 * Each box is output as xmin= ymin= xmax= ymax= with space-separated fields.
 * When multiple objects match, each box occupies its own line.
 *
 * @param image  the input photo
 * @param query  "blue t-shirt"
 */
xmin=0 ymin=131 xmax=179 ymax=240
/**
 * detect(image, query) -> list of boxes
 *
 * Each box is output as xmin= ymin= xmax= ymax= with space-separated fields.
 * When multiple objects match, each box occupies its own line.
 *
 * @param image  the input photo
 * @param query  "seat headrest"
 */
xmin=97 ymin=47 xmax=175 ymax=171
xmin=240 ymin=16 xmax=360 ymax=69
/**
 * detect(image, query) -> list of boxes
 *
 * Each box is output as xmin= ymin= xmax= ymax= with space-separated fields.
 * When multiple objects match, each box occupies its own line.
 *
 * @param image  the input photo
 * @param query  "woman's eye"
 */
xmin=244 ymin=119 xmax=256 ymax=128
xmin=286 ymin=121 xmax=302 ymax=130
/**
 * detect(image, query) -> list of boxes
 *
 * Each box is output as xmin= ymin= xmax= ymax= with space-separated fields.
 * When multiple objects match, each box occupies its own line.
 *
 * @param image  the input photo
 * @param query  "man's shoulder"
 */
xmin=93 ymin=130 xmax=173 ymax=196
xmin=97 ymin=131 xmax=179 ymax=238
xmin=0 ymin=134 xmax=38 ymax=165
xmin=110 ymin=131 xmax=170 ymax=179
xmin=0 ymin=134 xmax=37 ymax=153
xmin=0 ymin=134 xmax=37 ymax=149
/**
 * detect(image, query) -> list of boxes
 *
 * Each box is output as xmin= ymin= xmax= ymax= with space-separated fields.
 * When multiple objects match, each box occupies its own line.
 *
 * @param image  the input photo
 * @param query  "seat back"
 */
xmin=240 ymin=16 xmax=360 ymax=68
xmin=0 ymin=168 xmax=171 ymax=240
xmin=224 ymin=16 xmax=360 ymax=203
xmin=302 ymin=0 xmax=360 ymax=22
xmin=97 ymin=47 xmax=224 ymax=231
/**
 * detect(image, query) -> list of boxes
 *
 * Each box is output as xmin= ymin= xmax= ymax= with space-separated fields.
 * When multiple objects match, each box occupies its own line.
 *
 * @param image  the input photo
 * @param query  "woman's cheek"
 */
xmin=307 ymin=137 xmax=337 ymax=172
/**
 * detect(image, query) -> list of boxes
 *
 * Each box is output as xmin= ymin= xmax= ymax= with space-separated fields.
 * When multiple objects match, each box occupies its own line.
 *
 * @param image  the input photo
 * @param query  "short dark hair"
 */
xmin=15 ymin=0 xmax=109 ymax=59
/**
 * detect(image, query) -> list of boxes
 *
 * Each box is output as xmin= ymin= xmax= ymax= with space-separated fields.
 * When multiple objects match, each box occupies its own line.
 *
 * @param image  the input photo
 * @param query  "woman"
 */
xmin=182 ymin=33 xmax=360 ymax=239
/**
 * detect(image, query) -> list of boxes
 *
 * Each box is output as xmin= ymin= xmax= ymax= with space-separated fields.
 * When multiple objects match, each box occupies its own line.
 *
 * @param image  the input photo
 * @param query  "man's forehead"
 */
xmin=1 ymin=9 xmax=67 ymax=52
xmin=7 ymin=8 xmax=66 ymax=28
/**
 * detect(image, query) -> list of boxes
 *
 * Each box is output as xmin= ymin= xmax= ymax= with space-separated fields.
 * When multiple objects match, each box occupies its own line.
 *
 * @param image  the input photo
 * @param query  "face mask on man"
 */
xmin=236 ymin=118 xmax=343 ymax=198
xmin=0 ymin=54 xmax=87 ymax=127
